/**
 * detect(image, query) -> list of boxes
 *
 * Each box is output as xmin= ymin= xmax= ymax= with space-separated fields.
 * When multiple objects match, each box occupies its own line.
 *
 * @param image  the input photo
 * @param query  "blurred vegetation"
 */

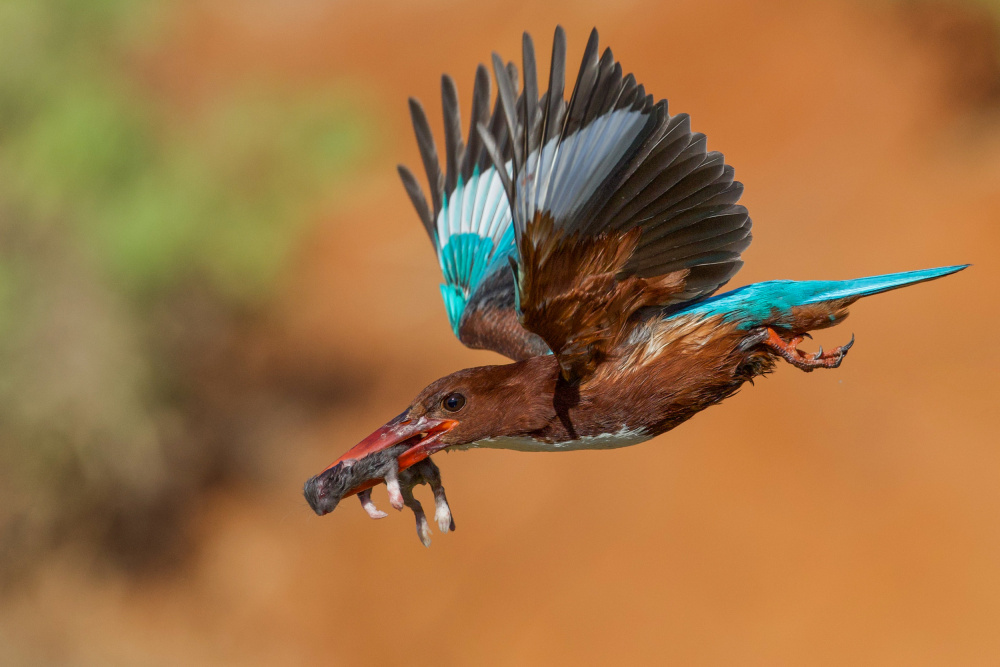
xmin=0 ymin=0 xmax=370 ymax=578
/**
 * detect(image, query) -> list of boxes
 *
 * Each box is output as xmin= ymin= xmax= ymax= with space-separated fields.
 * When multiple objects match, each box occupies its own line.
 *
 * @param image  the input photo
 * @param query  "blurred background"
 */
xmin=0 ymin=0 xmax=998 ymax=664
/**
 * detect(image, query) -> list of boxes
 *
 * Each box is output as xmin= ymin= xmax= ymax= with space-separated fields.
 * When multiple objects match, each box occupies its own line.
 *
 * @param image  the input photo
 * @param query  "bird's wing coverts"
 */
xmin=398 ymin=65 xmax=548 ymax=360
xmin=480 ymin=27 xmax=753 ymax=380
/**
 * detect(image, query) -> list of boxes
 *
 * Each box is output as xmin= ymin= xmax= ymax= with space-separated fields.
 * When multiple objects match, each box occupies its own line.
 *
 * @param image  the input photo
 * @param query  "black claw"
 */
xmin=843 ymin=333 xmax=855 ymax=351
xmin=802 ymin=332 xmax=813 ymax=339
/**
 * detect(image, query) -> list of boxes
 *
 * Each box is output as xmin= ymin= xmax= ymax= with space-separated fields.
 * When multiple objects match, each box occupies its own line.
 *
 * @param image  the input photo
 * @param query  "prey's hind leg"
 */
xmin=399 ymin=479 xmax=433 ymax=548
xmin=413 ymin=458 xmax=455 ymax=533
xmin=761 ymin=327 xmax=855 ymax=372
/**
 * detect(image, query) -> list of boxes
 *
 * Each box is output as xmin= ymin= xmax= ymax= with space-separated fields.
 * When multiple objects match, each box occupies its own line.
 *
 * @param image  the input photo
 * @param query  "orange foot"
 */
xmin=762 ymin=327 xmax=855 ymax=372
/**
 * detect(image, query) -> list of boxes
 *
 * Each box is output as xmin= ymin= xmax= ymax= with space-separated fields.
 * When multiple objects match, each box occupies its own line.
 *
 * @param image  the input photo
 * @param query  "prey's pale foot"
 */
xmin=358 ymin=488 xmax=387 ymax=519
xmin=384 ymin=464 xmax=404 ymax=511
xmin=391 ymin=457 xmax=455 ymax=546
xmin=762 ymin=327 xmax=855 ymax=372
xmin=423 ymin=460 xmax=456 ymax=533
xmin=434 ymin=499 xmax=453 ymax=534
xmin=404 ymin=458 xmax=456 ymax=533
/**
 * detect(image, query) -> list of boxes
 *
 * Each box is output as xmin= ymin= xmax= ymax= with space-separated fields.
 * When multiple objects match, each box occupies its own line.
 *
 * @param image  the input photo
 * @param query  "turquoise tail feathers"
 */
xmin=676 ymin=265 xmax=969 ymax=327
xmin=793 ymin=265 xmax=969 ymax=304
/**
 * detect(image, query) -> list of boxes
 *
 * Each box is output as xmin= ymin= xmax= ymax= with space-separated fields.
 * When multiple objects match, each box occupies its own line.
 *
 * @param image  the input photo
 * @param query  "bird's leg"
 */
xmin=399 ymin=477 xmax=433 ymax=548
xmin=357 ymin=488 xmax=388 ymax=519
xmin=383 ymin=458 xmax=405 ymax=511
xmin=412 ymin=458 xmax=455 ymax=533
xmin=761 ymin=327 xmax=855 ymax=372
xmin=738 ymin=327 xmax=771 ymax=351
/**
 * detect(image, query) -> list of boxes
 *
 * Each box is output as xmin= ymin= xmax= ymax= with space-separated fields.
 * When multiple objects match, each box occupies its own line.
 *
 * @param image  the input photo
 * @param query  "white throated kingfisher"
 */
xmin=303 ymin=27 xmax=967 ymax=546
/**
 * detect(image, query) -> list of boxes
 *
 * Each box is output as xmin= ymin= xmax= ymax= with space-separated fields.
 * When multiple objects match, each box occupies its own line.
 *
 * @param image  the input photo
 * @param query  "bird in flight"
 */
xmin=304 ymin=26 xmax=966 ymax=546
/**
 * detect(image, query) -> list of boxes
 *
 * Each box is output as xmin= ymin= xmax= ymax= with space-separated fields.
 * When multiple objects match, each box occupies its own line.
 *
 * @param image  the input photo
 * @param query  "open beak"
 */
xmin=321 ymin=412 xmax=458 ymax=497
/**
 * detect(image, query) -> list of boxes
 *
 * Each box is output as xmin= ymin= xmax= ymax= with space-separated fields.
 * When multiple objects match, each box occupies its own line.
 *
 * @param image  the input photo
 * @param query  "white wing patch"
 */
xmin=516 ymin=109 xmax=648 ymax=227
xmin=435 ymin=161 xmax=514 ymax=252
xmin=434 ymin=160 xmax=518 ymax=333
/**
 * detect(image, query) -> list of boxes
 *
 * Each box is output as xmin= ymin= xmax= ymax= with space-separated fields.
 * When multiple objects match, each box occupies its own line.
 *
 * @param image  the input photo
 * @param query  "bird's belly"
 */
xmin=462 ymin=426 xmax=651 ymax=452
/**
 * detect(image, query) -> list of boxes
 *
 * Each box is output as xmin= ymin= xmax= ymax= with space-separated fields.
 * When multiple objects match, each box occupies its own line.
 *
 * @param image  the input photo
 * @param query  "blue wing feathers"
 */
xmin=435 ymin=162 xmax=517 ymax=334
xmin=676 ymin=265 xmax=969 ymax=327
xmin=403 ymin=67 xmax=522 ymax=344
xmin=404 ymin=29 xmax=968 ymax=361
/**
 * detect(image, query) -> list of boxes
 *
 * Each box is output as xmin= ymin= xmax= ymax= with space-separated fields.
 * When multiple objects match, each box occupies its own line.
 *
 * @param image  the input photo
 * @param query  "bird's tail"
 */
xmin=701 ymin=264 xmax=970 ymax=371
xmin=677 ymin=264 xmax=969 ymax=329
xmin=791 ymin=265 xmax=969 ymax=306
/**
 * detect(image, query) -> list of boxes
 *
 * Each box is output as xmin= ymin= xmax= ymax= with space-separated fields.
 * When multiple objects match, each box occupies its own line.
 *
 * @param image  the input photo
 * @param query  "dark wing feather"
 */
xmin=461 ymin=65 xmax=491 ymax=181
xmin=482 ymin=27 xmax=752 ymax=380
xmin=399 ymin=59 xmax=548 ymax=360
xmin=408 ymin=98 xmax=444 ymax=216
xmin=441 ymin=75 xmax=464 ymax=195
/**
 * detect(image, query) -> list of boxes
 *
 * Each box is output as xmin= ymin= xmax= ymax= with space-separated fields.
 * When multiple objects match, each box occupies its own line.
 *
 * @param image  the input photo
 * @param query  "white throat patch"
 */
xmin=463 ymin=425 xmax=650 ymax=453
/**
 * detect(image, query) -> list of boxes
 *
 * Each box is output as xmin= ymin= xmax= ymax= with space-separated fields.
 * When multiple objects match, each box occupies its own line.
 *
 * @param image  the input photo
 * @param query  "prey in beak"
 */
xmin=302 ymin=412 xmax=458 ymax=546
xmin=302 ymin=362 xmax=538 ymax=546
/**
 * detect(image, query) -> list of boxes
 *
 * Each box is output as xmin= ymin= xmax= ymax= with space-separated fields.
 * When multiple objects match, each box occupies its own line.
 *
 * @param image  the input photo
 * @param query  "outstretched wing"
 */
xmin=481 ymin=27 xmax=752 ymax=380
xmin=398 ymin=65 xmax=549 ymax=361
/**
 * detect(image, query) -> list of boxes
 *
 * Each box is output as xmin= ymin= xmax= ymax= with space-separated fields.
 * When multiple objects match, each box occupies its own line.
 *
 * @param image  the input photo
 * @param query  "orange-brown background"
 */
xmin=3 ymin=0 xmax=999 ymax=664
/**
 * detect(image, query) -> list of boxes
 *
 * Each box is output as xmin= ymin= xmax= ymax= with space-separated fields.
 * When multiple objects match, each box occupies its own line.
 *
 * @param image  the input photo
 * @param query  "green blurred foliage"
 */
xmin=0 ymin=0 xmax=368 ymax=302
xmin=0 ymin=0 xmax=370 ymax=572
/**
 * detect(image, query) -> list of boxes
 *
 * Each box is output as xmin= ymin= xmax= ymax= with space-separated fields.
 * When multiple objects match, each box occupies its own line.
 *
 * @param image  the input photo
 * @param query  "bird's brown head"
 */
xmin=303 ymin=357 xmax=557 ymax=515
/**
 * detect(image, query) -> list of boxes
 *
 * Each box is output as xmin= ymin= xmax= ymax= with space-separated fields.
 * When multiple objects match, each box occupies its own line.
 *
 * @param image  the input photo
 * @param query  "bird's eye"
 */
xmin=442 ymin=392 xmax=466 ymax=412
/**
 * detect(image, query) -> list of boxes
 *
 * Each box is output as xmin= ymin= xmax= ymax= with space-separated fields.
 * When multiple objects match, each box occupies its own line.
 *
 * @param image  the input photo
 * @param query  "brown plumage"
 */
xmin=517 ymin=213 xmax=690 ymax=380
xmin=363 ymin=314 xmax=772 ymax=453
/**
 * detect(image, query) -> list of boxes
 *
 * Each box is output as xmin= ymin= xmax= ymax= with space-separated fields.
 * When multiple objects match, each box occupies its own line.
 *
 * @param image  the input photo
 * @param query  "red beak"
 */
xmin=322 ymin=412 xmax=458 ymax=498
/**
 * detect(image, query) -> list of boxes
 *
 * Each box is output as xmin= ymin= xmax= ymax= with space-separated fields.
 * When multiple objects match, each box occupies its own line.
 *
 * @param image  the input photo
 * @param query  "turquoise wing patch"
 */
xmin=434 ymin=166 xmax=516 ymax=334
xmin=399 ymin=68 xmax=531 ymax=354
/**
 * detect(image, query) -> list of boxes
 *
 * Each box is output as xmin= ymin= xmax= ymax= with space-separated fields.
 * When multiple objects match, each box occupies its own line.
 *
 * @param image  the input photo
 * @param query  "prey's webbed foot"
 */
xmin=762 ymin=327 xmax=855 ymax=372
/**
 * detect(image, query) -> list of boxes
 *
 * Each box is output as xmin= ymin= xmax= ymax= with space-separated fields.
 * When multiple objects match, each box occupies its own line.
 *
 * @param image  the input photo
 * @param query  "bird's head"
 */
xmin=303 ymin=357 xmax=557 ymax=515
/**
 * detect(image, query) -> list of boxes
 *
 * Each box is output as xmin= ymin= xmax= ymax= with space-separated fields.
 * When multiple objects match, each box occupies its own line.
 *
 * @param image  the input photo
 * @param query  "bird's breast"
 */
xmin=461 ymin=426 xmax=651 ymax=452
